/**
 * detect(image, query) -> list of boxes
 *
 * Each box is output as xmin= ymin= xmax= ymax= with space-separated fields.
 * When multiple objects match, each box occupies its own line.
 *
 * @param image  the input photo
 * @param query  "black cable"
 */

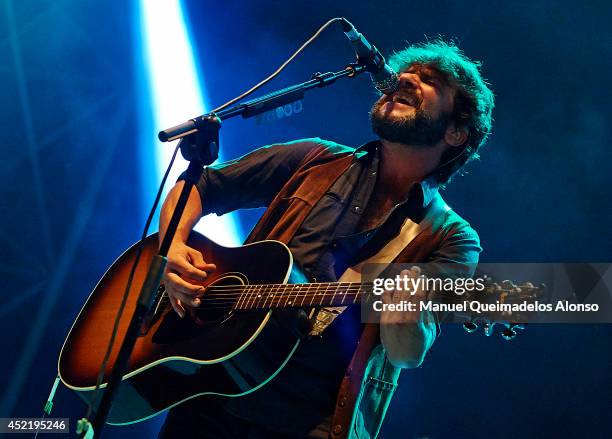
xmin=85 ymin=144 xmax=180 ymax=420
xmin=210 ymin=17 xmax=344 ymax=114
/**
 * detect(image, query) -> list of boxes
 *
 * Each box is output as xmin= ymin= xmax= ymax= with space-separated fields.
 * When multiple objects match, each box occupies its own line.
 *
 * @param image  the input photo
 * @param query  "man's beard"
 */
xmin=369 ymin=99 xmax=451 ymax=147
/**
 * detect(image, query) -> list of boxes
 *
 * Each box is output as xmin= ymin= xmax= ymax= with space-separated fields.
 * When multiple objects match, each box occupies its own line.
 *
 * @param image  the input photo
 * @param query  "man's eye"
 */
xmin=421 ymin=76 xmax=437 ymax=86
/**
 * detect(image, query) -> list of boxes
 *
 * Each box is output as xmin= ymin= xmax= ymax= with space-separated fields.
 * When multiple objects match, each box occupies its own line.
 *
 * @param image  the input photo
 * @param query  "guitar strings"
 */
xmin=157 ymin=286 xmax=370 ymax=299
xmin=156 ymin=286 xmax=371 ymax=310
xmin=157 ymin=290 xmax=368 ymax=305
xmin=149 ymin=280 xmax=514 ymax=313
xmin=186 ymin=281 xmax=374 ymax=290
xmin=146 ymin=281 xmax=528 ymax=314
xmin=153 ymin=283 xmax=506 ymax=301
xmin=155 ymin=283 xmax=373 ymax=297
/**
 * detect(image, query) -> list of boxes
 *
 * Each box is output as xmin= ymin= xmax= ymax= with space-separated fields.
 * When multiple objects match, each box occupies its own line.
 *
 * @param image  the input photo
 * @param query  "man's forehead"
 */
xmin=403 ymin=63 xmax=448 ymax=80
xmin=402 ymin=62 xmax=457 ymax=94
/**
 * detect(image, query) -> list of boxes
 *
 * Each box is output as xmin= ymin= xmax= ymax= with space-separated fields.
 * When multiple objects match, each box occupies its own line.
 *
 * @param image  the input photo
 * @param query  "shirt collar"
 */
xmin=352 ymin=140 xmax=377 ymax=161
xmin=353 ymin=140 xmax=440 ymax=208
xmin=417 ymin=174 xmax=440 ymax=208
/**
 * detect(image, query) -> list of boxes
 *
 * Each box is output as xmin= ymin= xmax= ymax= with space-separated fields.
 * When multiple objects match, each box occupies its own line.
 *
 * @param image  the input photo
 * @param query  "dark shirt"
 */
xmin=187 ymin=138 xmax=480 ymax=435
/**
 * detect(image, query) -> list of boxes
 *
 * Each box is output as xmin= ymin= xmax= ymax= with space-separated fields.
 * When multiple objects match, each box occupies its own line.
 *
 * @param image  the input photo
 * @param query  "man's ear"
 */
xmin=444 ymin=123 xmax=469 ymax=147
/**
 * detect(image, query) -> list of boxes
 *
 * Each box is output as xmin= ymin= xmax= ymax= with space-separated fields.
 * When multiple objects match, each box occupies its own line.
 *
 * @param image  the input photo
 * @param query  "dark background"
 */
xmin=0 ymin=0 xmax=610 ymax=437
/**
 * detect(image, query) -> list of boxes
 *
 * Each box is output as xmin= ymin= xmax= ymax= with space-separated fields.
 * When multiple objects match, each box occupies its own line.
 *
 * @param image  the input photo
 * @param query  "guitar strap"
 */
xmin=329 ymin=195 xmax=449 ymax=439
xmin=309 ymin=215 xmax=424 ymax=336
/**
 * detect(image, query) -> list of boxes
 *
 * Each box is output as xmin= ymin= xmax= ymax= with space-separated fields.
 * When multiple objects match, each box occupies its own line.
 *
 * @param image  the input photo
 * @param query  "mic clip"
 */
xmin=355 ymin=44 xmax=385 ymax=73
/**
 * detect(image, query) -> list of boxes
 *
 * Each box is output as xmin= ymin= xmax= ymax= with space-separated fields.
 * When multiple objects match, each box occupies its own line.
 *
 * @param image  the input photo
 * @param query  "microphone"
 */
xmin=340 ymin=18 xmax=399 ymax=95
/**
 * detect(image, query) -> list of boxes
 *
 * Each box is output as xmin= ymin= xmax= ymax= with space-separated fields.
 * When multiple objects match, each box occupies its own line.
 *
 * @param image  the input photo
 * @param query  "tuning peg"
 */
xmin=501 ymin=323 xmax=525 ymax=340
xmin=501 ymin=327 xmax=517 ymax=340
xmin=463 ymin=321 xmax=478 ymax=333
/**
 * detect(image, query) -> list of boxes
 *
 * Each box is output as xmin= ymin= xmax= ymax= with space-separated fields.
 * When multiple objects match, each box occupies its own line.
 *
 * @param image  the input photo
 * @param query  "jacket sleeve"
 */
xmin=180 ymin=138 xmax=324 ymax=216
xmin=430 ymin=221 xmax=482 ymax=275
xmin=427 ymin=220 xmax=482 ymax=331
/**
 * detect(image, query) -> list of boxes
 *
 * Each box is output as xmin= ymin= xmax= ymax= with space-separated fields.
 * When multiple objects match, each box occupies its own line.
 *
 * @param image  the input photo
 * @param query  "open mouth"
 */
xmin=391 ymin=95 xmax=419 ymax=108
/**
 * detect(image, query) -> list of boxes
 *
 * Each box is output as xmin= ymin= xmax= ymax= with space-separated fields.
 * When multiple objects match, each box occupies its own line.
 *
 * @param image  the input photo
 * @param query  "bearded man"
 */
xmin=157 ymin=40 xmax=495 ymax=439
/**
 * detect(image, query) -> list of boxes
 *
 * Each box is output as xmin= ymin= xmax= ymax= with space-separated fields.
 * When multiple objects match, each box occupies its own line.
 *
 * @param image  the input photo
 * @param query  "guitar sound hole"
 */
xmin=194 ymin=274 xmax=244 ymax=324
xmin=151 ymin=274 xmax=247 ymax=345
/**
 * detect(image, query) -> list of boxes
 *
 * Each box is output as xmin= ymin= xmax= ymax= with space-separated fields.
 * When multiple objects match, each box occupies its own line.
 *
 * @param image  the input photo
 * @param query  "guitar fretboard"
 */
xmin=200 ymin=280 xmax=536 ymax=314
xmin=231 ymin=282 xmax=373 ymax=310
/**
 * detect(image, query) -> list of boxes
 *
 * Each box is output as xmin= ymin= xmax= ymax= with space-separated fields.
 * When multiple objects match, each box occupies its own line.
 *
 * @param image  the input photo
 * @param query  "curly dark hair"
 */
xmin=388 ymin=39 xmax=495 ymax=183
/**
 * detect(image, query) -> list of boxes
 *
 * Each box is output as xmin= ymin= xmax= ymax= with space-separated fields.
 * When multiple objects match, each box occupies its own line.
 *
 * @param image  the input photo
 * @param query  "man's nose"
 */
xmin=398 ymin=73 xmax=420 ymax=90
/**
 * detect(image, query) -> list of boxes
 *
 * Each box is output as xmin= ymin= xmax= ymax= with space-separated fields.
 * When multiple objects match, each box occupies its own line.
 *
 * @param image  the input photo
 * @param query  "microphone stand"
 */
xmin=80 ymin=62 xmax=368 ymax=438
xmin=158 ymin=63 xmax=367 ymax=142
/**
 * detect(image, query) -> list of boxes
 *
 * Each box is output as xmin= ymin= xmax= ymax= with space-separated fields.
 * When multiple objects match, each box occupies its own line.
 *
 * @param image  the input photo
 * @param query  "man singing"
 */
xmin=157 ymin=39 xmax=494 ymax=438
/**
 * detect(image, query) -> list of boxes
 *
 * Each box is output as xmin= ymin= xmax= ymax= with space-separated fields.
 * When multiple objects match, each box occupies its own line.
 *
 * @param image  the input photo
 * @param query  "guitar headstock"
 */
xmin=460 ymin=276 xmax=547 ymax=340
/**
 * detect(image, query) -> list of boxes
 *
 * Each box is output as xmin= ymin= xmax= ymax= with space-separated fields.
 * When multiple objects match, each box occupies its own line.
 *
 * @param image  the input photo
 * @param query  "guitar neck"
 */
xmin=230 ymin=282 xmax=371 ymax=311
xmin=203 ymin=279 xmax=539 ymax=316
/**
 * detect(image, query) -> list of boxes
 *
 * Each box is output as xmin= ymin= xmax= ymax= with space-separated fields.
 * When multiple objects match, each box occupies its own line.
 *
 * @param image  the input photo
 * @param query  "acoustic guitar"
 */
xmin=58 ymin=231 xmax=541 ymax=424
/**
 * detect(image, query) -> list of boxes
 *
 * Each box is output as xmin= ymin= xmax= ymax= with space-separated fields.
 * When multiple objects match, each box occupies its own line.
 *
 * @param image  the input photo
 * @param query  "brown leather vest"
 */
xmin=245 ymin=144 xmax=448 ymax=438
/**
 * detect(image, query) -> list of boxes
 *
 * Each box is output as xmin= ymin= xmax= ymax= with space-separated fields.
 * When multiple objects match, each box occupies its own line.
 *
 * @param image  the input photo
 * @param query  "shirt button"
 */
xmin=354 ymin=205 xmax=360 ymax=212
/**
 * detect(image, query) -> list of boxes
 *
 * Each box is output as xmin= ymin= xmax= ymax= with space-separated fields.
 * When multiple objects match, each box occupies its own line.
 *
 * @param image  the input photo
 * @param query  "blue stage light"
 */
xmin=138 ymin=0 xmax=240 ymax=246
